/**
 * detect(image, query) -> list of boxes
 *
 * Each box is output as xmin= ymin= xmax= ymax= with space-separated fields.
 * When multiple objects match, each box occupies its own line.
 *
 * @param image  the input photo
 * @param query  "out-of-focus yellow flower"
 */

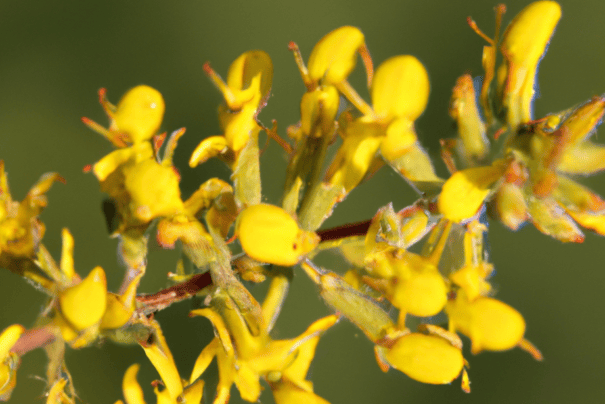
xmin=495 ymin=1 xmax=561 ymax=131
xmin=190 ymin=290 xmax=337 ymax=404
xmin=45 ymin=378 xmax=75 ymax=404
xmin=0 ymin=161 xmax=62 ymax=287
xmin=0 ymin=324 xmax=24 ymax=401
xmin=82 ymin=85 xmax=165 ymax=147
xmin=236 ymin=203 xmax=319 ymax=266
xmin=190 ymin=51 xmax=273 ymax=166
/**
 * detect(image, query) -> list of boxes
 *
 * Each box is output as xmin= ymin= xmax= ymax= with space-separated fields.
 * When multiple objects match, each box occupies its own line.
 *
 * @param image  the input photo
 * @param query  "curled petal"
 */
xmin=59 ymin=266 xmax=107 ymax=331
xmin=122 ymin=364 xmax=146 ymax=404
xmin=189 ymin=136 xmax=230 ymax=168
xmin=227 ymin=50 xmax=273 ymax=107
xmin=308 ymin=26 xmax=367 ymax=86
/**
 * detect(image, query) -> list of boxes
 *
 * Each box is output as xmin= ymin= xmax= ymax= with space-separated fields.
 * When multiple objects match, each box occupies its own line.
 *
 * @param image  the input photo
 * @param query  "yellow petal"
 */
xmin=379 ymin=117 xmax=418 ymax=162
xmin=123 ymin=159 xmax=184 ymax=222
xmin=300 ymin=86 xmax=340 ymax=136
xmin=271 ymin=378 xmax=330 ymax=404
xmin=113 ymin=85 xmax=165 ymax=144
xmin=308 ymin=26 xmax=366 ymax=86
xmin=567 ymin=211 xmax=605 ymax=236
xmin=392 ymin=268 xmax=448 ymax=317
xmin=59 ymin=228 xmax=75 ymax=281
xmin=449 ymin=74 xmax=489 ymax=163
xmin=527 ymin=196 xmax=584 ymax=242
xmin=497 ymin=1 xmax=561 ymax=129
xmin=122 ymin=364 xmax=147 ymax=404
xmin=45 ymin=378 xmax=69 ymax=404
xmin=227 ymin=50 xmax=273 ymax=106
xmin=59 ymin=266 xmax=107 ymax=331
xmin=372 ymin=55 xmax=429 ymax=123
xmin=438 ymin=164 xmax=505 ymax=222
xmin=558 ymin=141 xmax=605 ymax=175
xmin=140 ymin=324 xmax=183 ymax=400
xmin=448 ymin=295 xmax=526 ymax=353
xmin=326 ymin=120 xmax=383 ymax=193
xmin=559 ymin=96 xmax=605 ymax=145
xmin=101 ymin=272 xmax=141 ymax=330
xmin=282 ymin=315 xmax=338 ymax=385
xmin=383 ymin=333 xmax=464 ymax=385
xmin=189 ymin=136 xmax=230 ymax=167
xmin=0 ymin=325 xmax=23 ymax=401
xmin=181 ymin=379 xmax=204 ymax=404
xmin=0 ymin=325 xmax=24 ymax=360
xmin=552 ymin=175 xmax=605 ymax=214
xmin=93 ymin=142 xmax=154 ymax=182
xmin=236 ymin=204 xmax=319 ymax=266
xmin=492 ymin=182 xmax=528 ymax=231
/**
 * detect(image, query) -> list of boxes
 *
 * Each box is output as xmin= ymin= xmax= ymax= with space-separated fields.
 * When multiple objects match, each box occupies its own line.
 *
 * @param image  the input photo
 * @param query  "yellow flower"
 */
xmin=236 ymin=203 xmax=319 ymax=266
xmin=42 ymin=229 xmax=139 ymax=347
xmin=189 ymin=51 xmax=272 ymax=207
xmin=82 ymin=85 xmax=165 ymax=147
xmin=0 ymin=161 xmax=62 ymax=287
xmin=490 ymin=97 xmax=605 ymax=241
xmin=0 ymin=324 xmax=24 ymax=401
xmin=495 ymin=1 xmax=561 ymax=131
xmin=189 ymin=290 xmax=337 ymax=404
xmin=447 ymin=291 xmax=542 ymax=360
xmin=376 ymin=326 xmax=469 ymax=391
xmin=449 ymin=221 xmax=493 ymax=301
xmin=127 ymin=320 xmax=204 ymax=404
xmin=91 ymin=132 xmax=185 ymax=239
xmin=325 ymin=55 xmax=439 ymax=195
xmin=190 ymin=50 xmax=273 ymax=166
xmin=363 ymin=218 xmax=450 ymax=326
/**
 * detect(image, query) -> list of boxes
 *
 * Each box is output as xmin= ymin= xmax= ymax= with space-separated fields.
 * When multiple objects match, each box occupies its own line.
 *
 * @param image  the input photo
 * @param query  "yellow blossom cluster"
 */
xmin=0 ymin=2 xmax=604 ymax=403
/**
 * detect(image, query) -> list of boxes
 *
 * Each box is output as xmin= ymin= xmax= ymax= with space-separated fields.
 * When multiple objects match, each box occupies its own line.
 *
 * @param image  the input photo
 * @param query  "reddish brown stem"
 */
xmin=317 ymin=220 xmax=371 ymax=242
xmin=12 ymin=326 xmax=57 ymax=356
xmin=136 ymin=272 xmax=213 ymax=315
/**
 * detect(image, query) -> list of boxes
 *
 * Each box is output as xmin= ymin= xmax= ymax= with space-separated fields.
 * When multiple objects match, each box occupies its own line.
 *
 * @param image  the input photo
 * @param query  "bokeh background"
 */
xmin=1 ymin=1 xmax=604 ymax=403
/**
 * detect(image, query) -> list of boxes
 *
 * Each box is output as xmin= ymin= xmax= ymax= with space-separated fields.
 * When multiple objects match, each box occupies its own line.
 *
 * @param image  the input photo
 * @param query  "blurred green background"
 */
xmin=1 ymin=0 xmax=605 ymax=403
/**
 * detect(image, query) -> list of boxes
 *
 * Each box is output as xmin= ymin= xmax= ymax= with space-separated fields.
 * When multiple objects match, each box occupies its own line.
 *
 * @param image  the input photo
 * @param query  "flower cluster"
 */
xmin=0 ymin=1 xmax=604 ymax=403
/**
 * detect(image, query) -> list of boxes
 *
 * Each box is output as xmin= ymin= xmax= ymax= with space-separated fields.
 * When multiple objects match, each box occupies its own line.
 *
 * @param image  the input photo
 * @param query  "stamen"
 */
xmin=288 ymin=41 xmax=314 ymax=91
